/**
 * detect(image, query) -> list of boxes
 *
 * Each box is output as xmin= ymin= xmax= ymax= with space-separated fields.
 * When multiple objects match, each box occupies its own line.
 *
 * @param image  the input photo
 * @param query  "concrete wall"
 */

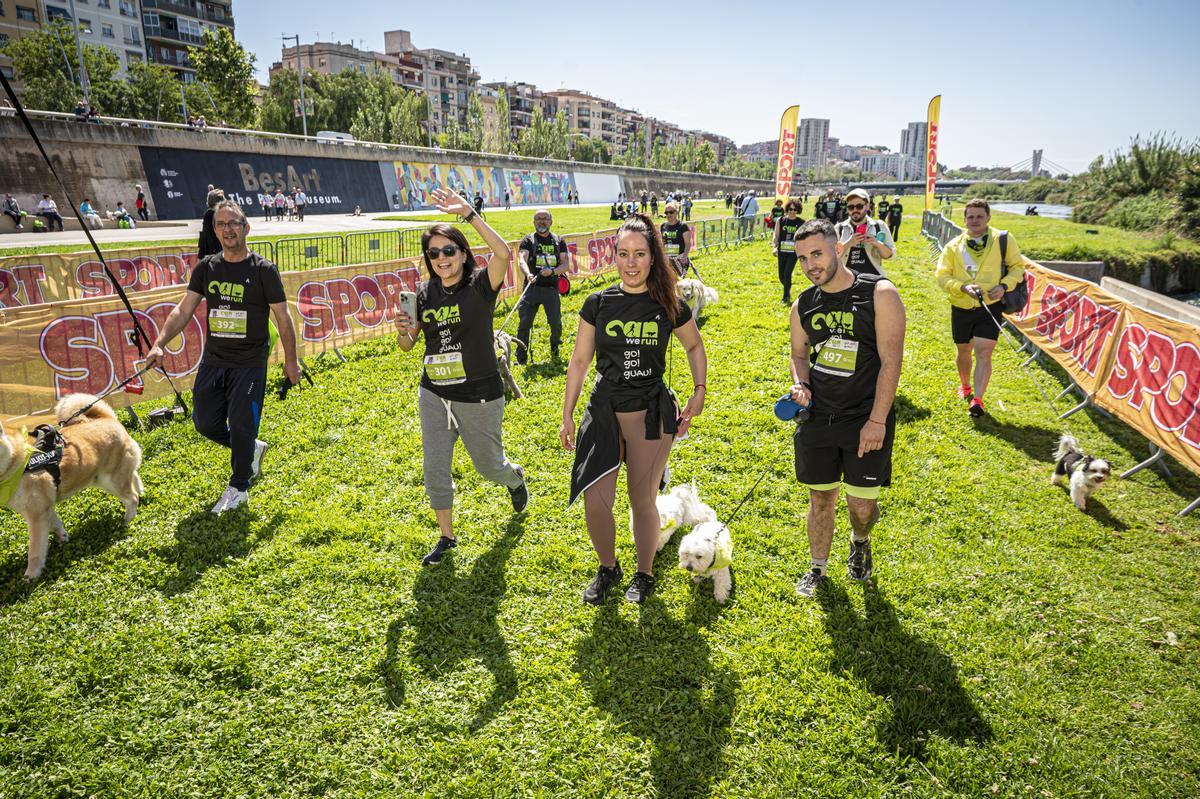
xmin=1101 ymin=277 xmax=1200 ymax=327
xmin=0 ymin=118 xmax=774 ymax=220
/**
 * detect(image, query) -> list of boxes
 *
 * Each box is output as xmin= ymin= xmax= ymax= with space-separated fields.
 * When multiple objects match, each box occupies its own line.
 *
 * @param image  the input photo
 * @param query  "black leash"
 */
xmin=58 ymin=364 xmax=154 ymax=427
xmin=717 ymin=446 xmax=788 ymax=530
xmin=0 ymin=70 xmax=188 ymax=418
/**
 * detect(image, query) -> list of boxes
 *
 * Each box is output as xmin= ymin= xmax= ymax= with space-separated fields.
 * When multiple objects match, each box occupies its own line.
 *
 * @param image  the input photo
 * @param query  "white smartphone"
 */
xmin=399 ymin=291 xmax=418 ymax=323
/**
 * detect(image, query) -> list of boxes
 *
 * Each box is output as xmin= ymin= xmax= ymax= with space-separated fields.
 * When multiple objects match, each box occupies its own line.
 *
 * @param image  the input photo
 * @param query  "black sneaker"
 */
xmin=421 ymin=535 xmax=457 ymax=565
xmin=624 ymin=571 xmax=657 ymax=604
xmin=796 ymin=569 xmax=829 ymax=598
xmin=508 ymin=466 xmax=529 ymax=512
xmin=782 ymin=294 xmax=791 ymax=305
xmin=848 ymin=538 xmax=872 ymax=581
xmin=583 ymin=562 xmax=623 ymax=605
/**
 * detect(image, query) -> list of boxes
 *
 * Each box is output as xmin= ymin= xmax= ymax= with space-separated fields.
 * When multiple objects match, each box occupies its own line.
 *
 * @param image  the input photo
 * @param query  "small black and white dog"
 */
xmin=1052 ymin=433 xmax=1111 ymax=510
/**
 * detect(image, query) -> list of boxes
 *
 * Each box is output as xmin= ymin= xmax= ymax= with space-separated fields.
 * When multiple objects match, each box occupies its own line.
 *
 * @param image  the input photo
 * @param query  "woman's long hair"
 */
xmin=618 ymin=213 xmax=680 ymax=317
xmin=420 ymin=223 xmax=476 ymax=285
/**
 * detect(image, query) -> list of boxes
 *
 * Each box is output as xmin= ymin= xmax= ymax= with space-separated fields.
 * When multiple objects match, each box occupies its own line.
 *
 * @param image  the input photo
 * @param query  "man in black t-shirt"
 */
xmin=147 ymin=201 xmax=300 ymax=514
xmin=887 ymin=196 xmax=903 ymax=242
xmin=786 ymin=219 xmax=905 ymax=599
xmin=516 ymin=209 xmax=569 ymax=364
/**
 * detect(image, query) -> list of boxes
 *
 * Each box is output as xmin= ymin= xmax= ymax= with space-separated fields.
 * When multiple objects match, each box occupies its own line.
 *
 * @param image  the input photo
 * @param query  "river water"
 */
xmin=991 ymin=202 xmax=1073 ymax=220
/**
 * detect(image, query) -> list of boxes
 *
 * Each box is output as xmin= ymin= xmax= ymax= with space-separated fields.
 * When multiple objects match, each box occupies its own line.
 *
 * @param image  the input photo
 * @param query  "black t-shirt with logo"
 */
xmin=777 ymin=216 xmax=804 ymax=254
xmin=580 ymin=286 xmax=693 ymax=390
xmin=797 ymin=272 xmax=886 ymax=417
xmin=843 ymin=220 xmax=883 ymax=276
xmin=888 ymin=202 xmax=903 ymax=224
xmin=660 ymin=222 xmax=689 ymax=256
xmin=187 ymin=252 xmax=286 ymax=369
xmin=519 ymin=232 xmax=568 ymax=287
xmin=417 ymin=268 xmax=504 ymax=402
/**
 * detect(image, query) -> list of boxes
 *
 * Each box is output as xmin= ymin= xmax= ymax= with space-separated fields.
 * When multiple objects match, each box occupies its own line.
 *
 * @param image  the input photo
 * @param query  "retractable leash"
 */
xmin=57 ymin=364 xmax=155 ymax=427
xmin=973 ymin=290 xmax=1068 ymax=420
xmin=0 ymin=71 xmax=189 ymax=422
xmin=276 ymin=368 xmax=315 ymax=401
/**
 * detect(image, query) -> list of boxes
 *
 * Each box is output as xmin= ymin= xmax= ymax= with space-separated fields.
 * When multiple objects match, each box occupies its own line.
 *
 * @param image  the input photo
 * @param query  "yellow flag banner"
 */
xmin=1095 ymin=301 xmax=1200 ymax=476
xmin=774 ymin=105 xmax=800 ymax=203
xmin=924 ymin=95 xmax=941 ymax=212
xmin=0 ymin=231 xmax=623 ymax=421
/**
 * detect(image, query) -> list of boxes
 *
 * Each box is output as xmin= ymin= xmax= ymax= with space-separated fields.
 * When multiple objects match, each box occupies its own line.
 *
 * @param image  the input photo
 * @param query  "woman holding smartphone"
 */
xmin=394 ymin=188 xmax=529 ymax=566
xmin=561 ymin=213 xmax=708 ymax=605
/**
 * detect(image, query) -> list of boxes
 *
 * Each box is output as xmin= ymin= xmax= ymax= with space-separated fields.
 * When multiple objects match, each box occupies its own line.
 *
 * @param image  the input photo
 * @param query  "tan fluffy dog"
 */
xmin=0 ymin=394 xmax=143 ymax=580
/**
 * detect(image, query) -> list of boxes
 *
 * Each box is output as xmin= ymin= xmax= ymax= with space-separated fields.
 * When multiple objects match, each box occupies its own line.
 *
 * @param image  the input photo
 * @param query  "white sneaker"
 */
xmin=210 ymin=486 xmax=249 ymax=514
xmin=251 ymin=439 xmax=269 ymax=480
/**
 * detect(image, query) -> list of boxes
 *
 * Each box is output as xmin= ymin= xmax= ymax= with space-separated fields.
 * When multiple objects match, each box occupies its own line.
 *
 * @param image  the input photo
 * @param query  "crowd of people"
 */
xmin=610 ymin=190 xmax=699 ymax=221
xmin=0 ymin=183 xmax=149 ymax=232
xmin=258 ymin=187 xmax=310 ymax=222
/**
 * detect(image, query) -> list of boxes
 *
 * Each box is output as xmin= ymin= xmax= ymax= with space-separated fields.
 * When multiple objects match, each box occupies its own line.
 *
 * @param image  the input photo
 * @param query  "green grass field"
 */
xmin=0 ymin=226 xmax=1197 ymax=798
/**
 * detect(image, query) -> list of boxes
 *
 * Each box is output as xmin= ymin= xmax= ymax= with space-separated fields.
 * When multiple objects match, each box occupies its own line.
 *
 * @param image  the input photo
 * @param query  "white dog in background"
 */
xmin=677 ymin=278 xmax=718 ymax=317
xmin=678 ymin=521 xmax=733 ymax=604
xmin=647 ymin=482 xmax=716 ymax=551
xmin=1052 ymin=433 xmax=1112 ymax=510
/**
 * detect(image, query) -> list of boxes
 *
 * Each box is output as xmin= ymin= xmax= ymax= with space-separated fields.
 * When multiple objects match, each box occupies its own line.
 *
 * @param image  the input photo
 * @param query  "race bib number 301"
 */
xmin=814 ymin=337 xmax=859 ymax=377
xmin=208 ymin=308 xmax=248 ymax=338
xmin=425 ymin=352 xmax=467 ymax=384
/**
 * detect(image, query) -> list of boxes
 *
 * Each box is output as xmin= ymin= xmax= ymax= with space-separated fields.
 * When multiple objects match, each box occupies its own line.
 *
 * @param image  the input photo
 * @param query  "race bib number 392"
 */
xmin=208 ymin=308 xmax=248 ymax=338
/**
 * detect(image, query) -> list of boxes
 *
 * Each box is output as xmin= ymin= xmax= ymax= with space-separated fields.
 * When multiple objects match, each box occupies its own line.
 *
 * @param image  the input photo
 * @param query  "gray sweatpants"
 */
xmin=418 ymin=386 xmax=524 ymax=509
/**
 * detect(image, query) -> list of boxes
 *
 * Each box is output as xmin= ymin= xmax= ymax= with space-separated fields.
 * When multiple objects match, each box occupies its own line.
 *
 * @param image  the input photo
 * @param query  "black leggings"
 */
xmin=778 ymin=252 xmax=797 ymax=297
xmin=888 ymin=220 xmax=900 ymax=241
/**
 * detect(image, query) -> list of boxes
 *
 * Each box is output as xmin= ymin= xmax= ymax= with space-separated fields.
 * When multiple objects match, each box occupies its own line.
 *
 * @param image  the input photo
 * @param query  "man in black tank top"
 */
xmin=785 ymin=219 xmax=906 ymax=598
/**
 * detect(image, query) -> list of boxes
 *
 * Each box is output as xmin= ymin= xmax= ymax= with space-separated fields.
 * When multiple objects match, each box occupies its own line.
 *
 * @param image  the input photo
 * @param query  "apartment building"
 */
xmin=796 ymin=118 xmax=830 ymax=169
xmin=899 ymin=121 xmax=927 ymax=162
xmin=43 ymin=0 xmax=144 ymax=76
xmin=141 ymin=0 xmax=234 ymax=81
xmin=546 ymin=88 xmax=629 ymax=153
xmin=482 ymin=81 xmax=554 ymax=145
xmin=0 ymin=1 xmax=44 ymax=86
xmin=383 ymin=29 xmax=478 ymax=134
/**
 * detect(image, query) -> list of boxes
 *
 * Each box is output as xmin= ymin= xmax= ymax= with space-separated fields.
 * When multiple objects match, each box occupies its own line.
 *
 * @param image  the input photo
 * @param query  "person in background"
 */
xmin=649 ymin=194 xmax=659 ymax=217
xmin=682 ymin=193 xmax=693 ymax=221
xmin=73 ymin=101 xmax=88 ymax=122
xmin=79 ymin=198 xmax=103 ymax=230
xmin=833 ymin=188 xmax=895 ymax=277
xmin=504 ymin=188 xmax=512 ymax=210
xmin=876 ymin=196 xmax=891 ymax=229
xmin=3 ymin=194 xmax=23 ymax=229
xmin=516 ymin=209 xmax=570 ymax=364
xmin=36 ymin=194 xmax=64 ymax=231
xmin=473 ymin=191 xmax=485 ymax=218
xmin=113 ymin=201 xmax=137 ymax=228
xmin=887 ymin=195 xmax=904 ymax=242
xmin=274 ymin=189 xmax=286 ymax=221
xmin=198 ymin=188 xmax=225 ymax=259
xmin=770 ymin=199 xmax=786 ymax=228
xmin=660 ymin=201 xmax=691 ymax=276
xmin=738 ymin=190 xmax=759 ymax=238
xmin=294 ymin=187 xmax=307 ymax=222
xmin=772 ymin=199 xmax=804 ymax=304
xmin=935 ymin=198 xmax=1027 ymax=418
xmin=135 ymin=185 xmax=149 ymax=222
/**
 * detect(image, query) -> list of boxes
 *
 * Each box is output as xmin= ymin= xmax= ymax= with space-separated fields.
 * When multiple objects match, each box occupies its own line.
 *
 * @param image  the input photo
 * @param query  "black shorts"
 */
xmin=794 ymin=409 xmax=895 ymax=497
xmin=951 ymin=303 xmax=1004 ymax=344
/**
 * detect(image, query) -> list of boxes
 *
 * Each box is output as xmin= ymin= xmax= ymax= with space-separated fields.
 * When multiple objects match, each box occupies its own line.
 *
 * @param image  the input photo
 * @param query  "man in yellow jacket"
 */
xmin=935 ymin=199 xmax=1026 ymax=417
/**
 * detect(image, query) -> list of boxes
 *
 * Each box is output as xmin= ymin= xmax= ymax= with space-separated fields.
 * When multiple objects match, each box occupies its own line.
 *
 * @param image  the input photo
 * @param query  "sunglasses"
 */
xmin=847 ymin=203 xmax=866 ymax=211
xmin=426 ymin=245 xmax=461 ymax=260
xmin=665 ymin=210 xmax=677 ymax=215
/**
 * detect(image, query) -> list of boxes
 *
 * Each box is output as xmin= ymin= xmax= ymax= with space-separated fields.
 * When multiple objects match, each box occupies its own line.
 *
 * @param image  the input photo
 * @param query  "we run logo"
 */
xmin=208 ymin=280 xmax=244 ymax=302
xmin=811 ymin=310 xmax=855 ymax=336
xmin=423 ymin=304 xmax=461 ymax=325
xmin=605 ymin=319 xmax=658 ymax=344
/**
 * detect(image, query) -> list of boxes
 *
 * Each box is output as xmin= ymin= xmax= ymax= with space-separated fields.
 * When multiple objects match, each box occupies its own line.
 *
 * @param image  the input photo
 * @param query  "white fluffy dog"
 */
xmin=1052 ymin=433 xmax=1111 ymax=510
xmin=677 ymin=278 xmax=718 ymax=317
xmin=678 ymin=521 xmax=733 ymax=604
xmin=648 ymin=482 xmax=716 ymax=551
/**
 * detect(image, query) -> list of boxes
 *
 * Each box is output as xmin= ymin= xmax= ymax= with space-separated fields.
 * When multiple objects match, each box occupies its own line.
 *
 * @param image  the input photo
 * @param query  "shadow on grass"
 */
xmin=157 ymin=507 xmax=282 ymax=596
xmin=0 ymin=508 xmax=130 ymax=606
xmin=382 ymin=516 xmax=524 ymax=732
xmin=972 ymin=415 xmax=1060 ymax=464
xmin=819 ymin=582 xmax=991 ymax=759
xmin=520 ymin=358 xmax=567 ymax=381
xmin=573 ymin=598 xmax=739 ymax=798
xmin=894 ymin=392 xmax=932 ymax=425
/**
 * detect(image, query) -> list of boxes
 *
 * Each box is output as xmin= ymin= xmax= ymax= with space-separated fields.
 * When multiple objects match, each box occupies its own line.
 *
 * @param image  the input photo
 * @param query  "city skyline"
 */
xmin=234 ymin=0 xmax=1200 ymax=173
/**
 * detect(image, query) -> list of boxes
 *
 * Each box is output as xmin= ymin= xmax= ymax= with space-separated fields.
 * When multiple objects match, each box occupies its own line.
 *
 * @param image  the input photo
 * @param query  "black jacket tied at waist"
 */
xmin=568 ymin=377 xmax=679 ymax=506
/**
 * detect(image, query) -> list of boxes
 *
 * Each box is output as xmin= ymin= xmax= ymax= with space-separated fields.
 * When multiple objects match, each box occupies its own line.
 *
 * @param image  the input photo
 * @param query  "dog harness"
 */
xmin=1056 ymin=451 xmax=1093 ymax=477
xmin=701 ymin=535 xmax=733 ymax=575
xmin=0 ymin=425 xmax=63 ymax=506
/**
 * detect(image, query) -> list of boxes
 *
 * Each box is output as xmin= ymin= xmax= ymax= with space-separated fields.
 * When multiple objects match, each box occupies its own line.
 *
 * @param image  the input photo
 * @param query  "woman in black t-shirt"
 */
xmin=394 ymin=188 xmax=529 ymax=566
xmin=659 ymin=201 xmax=691 ymax=276
xmin=561 ymin=213 xmax=708 ymax=605
xmin=772 ymin=199 xmax=804 ymax=305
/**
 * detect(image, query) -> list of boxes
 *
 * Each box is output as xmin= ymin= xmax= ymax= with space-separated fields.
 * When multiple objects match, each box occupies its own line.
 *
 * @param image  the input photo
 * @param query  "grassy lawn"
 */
xmin=0 ymin=228 xmax=1196 ymax=797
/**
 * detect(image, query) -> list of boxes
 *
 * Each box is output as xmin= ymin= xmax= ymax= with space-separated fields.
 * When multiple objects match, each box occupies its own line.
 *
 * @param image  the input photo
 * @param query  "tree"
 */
xmin=489 ymin=91 xmax=511 ymax=154
xmin=124 ymin=60 xmax=185 ymax=122
xmin=462 ymin=93 xmax=484 ymax=152
xmin=1 ymin=21 xmax=122 ymax=113
xmin=516 ymin=106 xmax=569 ymax=160
xmin=187 ymin=27 xmax=257 ymax=127
xmin=392 ymin=91 xmax=429 ymax=147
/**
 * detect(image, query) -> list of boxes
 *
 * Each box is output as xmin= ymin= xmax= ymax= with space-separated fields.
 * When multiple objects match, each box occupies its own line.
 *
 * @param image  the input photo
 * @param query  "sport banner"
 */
xmin=1096 ymin=303 xmax=1200 ymax=476
xmin=1005 ymin=262 xmax=1130 ymax=397
xmin=0 ymin=231 xmax=622 ymax=421
xmin=774 ymin=105 xmax=800 ymax=203
xmin=0 ymin=245 xmax=198 ymax=308
xmin=924 ymin=95 xmax=941 ymax=212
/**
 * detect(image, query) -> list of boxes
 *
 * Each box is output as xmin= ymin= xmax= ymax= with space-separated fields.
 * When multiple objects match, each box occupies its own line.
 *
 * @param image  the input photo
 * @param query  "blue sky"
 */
xmin=234 ymin=0 xmax=1200 ymax=172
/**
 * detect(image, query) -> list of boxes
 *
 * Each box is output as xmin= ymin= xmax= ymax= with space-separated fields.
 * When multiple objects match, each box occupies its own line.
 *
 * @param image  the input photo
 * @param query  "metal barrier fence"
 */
xmin=922 ymin=210 xmax=962 ymax=249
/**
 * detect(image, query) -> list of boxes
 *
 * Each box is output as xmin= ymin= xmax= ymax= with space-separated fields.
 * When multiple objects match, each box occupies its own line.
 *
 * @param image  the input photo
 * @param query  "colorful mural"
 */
xmin=393 ymin=162 xmax=506 ymax=210
xmin=506 ymin=169 xmax=576 ymax=206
